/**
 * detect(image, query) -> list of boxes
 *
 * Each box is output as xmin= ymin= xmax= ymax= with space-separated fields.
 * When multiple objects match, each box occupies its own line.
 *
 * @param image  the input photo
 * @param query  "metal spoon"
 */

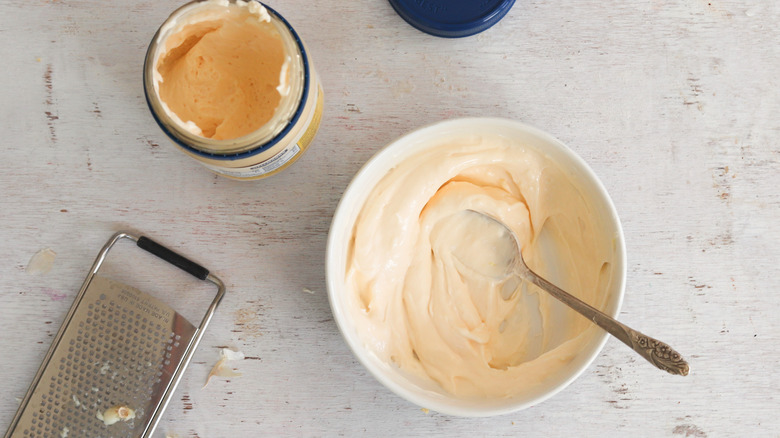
xmin=465 ymin=210 xmax=689 ymax=376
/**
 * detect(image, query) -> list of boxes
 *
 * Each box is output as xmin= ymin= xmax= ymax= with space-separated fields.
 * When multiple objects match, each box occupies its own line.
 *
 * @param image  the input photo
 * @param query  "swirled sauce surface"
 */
xmin=154 ymin=0 xmax=288 ymax=140
xmin=345 ymin=134 xmax=615 ymax=398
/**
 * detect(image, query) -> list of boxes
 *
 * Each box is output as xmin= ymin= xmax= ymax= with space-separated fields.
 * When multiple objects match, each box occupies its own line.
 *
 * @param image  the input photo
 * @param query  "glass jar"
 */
xmin=143 ymin=0 xmax=323 ymax=180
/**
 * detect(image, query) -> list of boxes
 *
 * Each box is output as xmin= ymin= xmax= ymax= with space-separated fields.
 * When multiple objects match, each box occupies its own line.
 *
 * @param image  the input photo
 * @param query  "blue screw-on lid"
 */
xmin=388 ymin=0 xmax=515 ymax=38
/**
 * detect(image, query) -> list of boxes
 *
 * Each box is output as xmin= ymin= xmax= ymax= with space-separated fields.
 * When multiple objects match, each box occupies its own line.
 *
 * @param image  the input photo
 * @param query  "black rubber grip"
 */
xmin=137 ymin=236 xmax=209 ymax=280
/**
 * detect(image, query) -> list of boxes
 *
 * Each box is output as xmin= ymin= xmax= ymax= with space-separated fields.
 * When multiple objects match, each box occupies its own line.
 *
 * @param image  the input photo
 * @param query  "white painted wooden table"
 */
xmin=1 ymin=0 xmax=778 ymax=436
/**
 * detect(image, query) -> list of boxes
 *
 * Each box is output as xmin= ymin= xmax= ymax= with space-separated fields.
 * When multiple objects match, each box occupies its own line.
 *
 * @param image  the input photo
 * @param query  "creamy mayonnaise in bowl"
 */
xmin=327 ymin=118 xmax=627 ymax=416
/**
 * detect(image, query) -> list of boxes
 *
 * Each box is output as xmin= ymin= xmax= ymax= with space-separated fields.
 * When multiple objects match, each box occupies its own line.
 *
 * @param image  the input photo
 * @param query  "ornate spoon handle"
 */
xmin=520 ymin=265 xmax=690 ymax=376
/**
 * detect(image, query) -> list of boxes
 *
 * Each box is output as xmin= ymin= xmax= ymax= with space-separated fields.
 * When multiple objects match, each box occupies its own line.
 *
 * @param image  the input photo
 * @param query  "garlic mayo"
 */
xmin=345 ymin=134 xmax=615 ymax=398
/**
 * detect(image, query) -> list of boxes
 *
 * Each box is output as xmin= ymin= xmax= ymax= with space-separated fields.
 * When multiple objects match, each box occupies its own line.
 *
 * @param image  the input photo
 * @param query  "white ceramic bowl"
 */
xmin=326 ymin=118 xmax=626 ymax=416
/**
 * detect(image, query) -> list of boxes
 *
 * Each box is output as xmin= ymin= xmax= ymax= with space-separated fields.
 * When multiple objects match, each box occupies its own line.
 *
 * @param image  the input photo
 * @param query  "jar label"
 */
xmin=202 ymin=144 xmax=301 ymax=179
xmin=297 ymin=85 xmax=324 ymax=152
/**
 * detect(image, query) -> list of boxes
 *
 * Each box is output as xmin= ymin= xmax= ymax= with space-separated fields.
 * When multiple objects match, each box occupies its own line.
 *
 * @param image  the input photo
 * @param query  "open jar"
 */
xmin=143 ymin=0 xmax=323 ymax=180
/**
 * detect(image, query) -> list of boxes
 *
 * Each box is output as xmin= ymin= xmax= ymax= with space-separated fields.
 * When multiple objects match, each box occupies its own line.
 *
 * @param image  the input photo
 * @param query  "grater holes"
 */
xmin=25 ymin=282 xmax=194 ymax=437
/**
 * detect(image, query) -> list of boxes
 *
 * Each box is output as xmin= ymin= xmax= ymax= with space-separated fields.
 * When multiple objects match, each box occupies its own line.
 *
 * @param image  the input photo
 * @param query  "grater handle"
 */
xmin=137 ymin=236 xmax=210 ymax=280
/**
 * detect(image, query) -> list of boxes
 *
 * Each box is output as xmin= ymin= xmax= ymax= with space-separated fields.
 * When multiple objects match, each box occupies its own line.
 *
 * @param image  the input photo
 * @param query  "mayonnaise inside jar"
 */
xmin=144 ymin=0 xmax=323 ymax=180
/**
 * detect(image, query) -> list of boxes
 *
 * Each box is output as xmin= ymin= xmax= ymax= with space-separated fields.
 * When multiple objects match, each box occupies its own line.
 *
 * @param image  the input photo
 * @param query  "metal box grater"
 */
xmin=4 ymin=232 xmax=225 ymax=438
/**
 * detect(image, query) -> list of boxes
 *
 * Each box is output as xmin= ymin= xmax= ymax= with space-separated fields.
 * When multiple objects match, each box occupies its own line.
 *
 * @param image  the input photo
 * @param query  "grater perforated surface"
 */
xmin=11 ymin=275 xmax=197 ymax=438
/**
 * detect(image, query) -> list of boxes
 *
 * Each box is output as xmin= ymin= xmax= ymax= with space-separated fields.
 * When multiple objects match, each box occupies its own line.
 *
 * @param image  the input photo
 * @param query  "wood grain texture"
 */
xmin=1 ymin=0 xmax=778 ymax=436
